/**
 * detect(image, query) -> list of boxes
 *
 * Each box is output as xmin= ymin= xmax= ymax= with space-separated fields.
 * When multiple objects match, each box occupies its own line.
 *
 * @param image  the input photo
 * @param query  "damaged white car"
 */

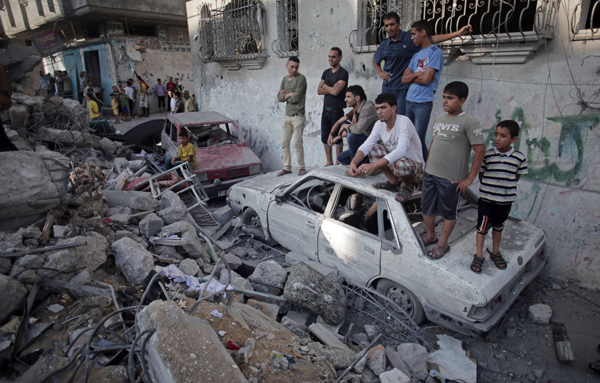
xmin=226 ymin=166 xmax=547 ymax=338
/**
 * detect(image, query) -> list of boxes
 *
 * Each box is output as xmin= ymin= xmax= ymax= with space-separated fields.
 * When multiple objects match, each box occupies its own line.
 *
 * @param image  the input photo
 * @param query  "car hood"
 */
xmin=426 ymin=217 xmax=545 ymax=304
xmin=231 ymin=170 xmax=297 ymax=194
xmin=192 ymin=143 xmax=260 ymax=173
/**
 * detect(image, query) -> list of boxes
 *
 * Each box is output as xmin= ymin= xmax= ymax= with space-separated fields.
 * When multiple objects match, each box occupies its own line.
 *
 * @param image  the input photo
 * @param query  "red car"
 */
xmin=161 ymin=111 xmax=263 ymax=198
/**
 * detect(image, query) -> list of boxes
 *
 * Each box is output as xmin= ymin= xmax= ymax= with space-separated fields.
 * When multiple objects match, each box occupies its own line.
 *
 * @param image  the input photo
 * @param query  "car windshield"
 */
xmin=184 ymin=123 xmax=240 ymax=148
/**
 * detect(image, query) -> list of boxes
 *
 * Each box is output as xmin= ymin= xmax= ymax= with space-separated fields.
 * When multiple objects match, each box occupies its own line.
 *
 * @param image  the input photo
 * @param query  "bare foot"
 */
xmin=324 ymin=162 xmax=334 ymax=167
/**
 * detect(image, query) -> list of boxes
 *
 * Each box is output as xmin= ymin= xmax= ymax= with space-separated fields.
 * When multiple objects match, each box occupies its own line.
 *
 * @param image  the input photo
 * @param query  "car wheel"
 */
xmin=241 ymin=208 xmax=262 ymax=229
xmin=376 ymin=279 xmax=425 ymax=325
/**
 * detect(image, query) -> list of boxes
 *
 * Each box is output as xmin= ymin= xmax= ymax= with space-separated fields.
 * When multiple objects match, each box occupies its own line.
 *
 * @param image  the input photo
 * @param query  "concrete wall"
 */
xmin=111 ymin=25 xmax=194 ymax=113
xmin=0 ymin=0 xmax=65 ymax=37
xmin=186 ymin=0 xmax=600 ymax=289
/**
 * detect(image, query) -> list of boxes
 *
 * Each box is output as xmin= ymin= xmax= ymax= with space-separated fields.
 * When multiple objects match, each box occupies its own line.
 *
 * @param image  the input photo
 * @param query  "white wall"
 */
xmin=187 ymin=0 xmax=600 ymax=290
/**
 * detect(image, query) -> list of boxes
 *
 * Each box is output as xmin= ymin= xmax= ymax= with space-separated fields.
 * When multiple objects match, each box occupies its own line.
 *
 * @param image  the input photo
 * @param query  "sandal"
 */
xmin=428 ymin=244 xmax=450 ymax=260
xmin=372 ymin=180 xmax=401 ymax=192
xmin=298 ymin=169 xmax=307 ymax=176
xmin=487 ymin=249 xmax=507 ymax=269
xmin=394 ymin=185 xmax=414 ymax=203
xmin=420 ymin=234 xmax=438 ymax=247
xmin=277 ymin=169 xmax=292 ymax=176
xmin=470 ymin=255 xmax=485 ymax=274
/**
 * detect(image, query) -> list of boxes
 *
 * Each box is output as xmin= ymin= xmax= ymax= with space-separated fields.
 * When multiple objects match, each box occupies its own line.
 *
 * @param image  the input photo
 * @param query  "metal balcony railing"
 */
xmin=272 ymin=0 xmax=298 ymax=57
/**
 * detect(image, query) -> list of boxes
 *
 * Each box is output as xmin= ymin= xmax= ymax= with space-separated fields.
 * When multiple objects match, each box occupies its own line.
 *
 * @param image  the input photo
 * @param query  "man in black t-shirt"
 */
xmin=318 ymin=47 xmax=349 ymax=166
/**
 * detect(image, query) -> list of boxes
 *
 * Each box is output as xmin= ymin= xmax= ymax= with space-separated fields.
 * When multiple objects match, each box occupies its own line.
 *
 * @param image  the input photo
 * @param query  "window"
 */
xmin=351 ymin=0 xmax=413 ymax=52
xmin=283 ymin=177 xmax=334 ymax=214
xmin=198 ymin=0 xmax=267 ymax=66
xmin=572 ymin=0 xmax=600 ymax=40
xmin=272 ymin=0 xmax=298 ymax=57
xmin=183 ymin=124 xmax=241 ymax=148
xmin=47 ymin=0 xmax=55 ymax=13
xmin=35 ymin=0 xmax=44 ymax=16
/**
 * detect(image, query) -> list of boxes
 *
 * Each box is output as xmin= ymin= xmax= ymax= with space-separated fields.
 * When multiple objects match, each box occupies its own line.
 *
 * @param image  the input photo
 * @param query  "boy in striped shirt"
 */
xmin=471 ymin=120 xmax=528 ymax=273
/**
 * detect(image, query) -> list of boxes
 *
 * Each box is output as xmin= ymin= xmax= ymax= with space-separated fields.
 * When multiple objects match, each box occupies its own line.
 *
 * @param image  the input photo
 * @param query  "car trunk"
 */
xmin=192 ymin=143 xmax=260 ymax=180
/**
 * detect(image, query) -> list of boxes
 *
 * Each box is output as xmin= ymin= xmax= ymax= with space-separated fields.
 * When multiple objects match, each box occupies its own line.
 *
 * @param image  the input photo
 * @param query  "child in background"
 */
xmin=110 ymin=93 xmax=120 ymax=124
xmin=471 ymin=120 xmax=528 ymax=273
xmin=120 ymin=89 xmax=131 ymax=121
xmin=420 ymin=81 xmax=485 ymax=259
xmin=86 ymin=93 xmax=100 ymax=121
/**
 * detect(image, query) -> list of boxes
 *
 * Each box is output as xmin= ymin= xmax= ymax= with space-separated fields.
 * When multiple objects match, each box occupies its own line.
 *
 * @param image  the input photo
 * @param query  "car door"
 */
xmin=317 ymin=185 xmax=381 ymax=285
xmin=267 ymin=178 xmax=331 ymax=261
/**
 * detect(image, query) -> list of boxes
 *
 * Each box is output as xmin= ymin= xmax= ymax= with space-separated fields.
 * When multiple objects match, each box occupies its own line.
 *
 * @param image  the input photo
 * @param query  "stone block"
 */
xmin=112 ymin=238 xmax=154 ymax=284
xmin=224 ymin=253 xmax=242 ymax=270
xmin=139 ymin=213 xmax=164 ymax=239
xmin=18 ymin=226 xmax=42 ymax=240
xmin=53 ymin=225 xmax=72 ymax=239
xmin=136 ymin=301 xmax=248 ymax=383
xmin=157 ymin=191 xmax=187 ymax=224
xmin=212 ymin=206 xmax=234 ymax=226
xmin=179 ymin=258 xmax=200 ymax=276
xmin=283 ymin=262 xmax=346 ymax=325
xmin=528 ymin=303 xmax=552 ymax=324
xmin=248 ymin=259 xmax=287 ymax=294
xmin=109 ymin=214 xmax=130 ymax=227
xmin=397 ymin=343 xmax=429 ymax=381
xmin=0 ymin=275 xmax=27 ymax=323
xmin=379 ymin=368 xmax=411 ymax=383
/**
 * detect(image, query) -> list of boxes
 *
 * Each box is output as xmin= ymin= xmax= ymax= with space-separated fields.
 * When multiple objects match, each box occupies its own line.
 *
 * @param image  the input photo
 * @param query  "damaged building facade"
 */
xmin=0 ymin=0 xmax=195 ymax=108
xmin=186 ymin=0 xmax=600 ymax=290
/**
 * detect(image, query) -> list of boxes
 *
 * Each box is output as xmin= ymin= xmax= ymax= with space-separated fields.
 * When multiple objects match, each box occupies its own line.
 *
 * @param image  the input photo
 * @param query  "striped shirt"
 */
xmin=479 ymin=147 xmax=528 ymax=204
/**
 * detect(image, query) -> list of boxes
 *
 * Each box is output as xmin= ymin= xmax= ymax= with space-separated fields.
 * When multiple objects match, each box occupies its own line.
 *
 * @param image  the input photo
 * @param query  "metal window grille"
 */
xmin=272 ymin=0 xmax=298 ymax=57
xmin=198 ymin=0 xmax=266 ymax=62
xmin=350 ymin=0 xmax=555 ymax=51
xmin=571 ymin=0 xmax=600 ymax=39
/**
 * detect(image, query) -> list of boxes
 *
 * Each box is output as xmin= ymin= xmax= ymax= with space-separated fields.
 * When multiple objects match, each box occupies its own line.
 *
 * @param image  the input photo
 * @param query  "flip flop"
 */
xmin=427 ymin=244 xmax=450 ymax=260
xmin=420 ymin=234 xmax=438 ymax=247
xmin=344 ymin=170 xmax=365 ymax=178
xmin=372 ymin=180 xmax=401 ymax=192
xmin=394 ymin=185 xmax=414 ymax=203
xmin=277 ymin=169 xmax=292 ymax=176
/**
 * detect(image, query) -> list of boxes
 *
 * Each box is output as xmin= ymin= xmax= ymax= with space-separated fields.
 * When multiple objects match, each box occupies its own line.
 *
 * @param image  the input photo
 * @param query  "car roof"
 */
xmin=307 ymin=166 xmax=387 ymax=191
xmin=168 ymin=111 xmax=233 ymax=126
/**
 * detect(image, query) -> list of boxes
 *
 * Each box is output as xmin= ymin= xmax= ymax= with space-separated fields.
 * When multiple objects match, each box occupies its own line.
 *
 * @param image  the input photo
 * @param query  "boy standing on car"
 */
xmin=421 ymin=81 xmax=485 ymax=260
xmin=470 ymin=120 xmax=528 ymax=273
xmin=165 ymin=130 xmax=196 ymax=177
xmin=277 ymin=56 xmax=307 ymax=176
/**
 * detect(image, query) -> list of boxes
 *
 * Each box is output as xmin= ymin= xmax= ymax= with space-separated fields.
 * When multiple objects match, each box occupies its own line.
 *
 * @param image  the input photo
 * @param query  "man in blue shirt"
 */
xmin=373 ymin=12 xmax=471 ymax=116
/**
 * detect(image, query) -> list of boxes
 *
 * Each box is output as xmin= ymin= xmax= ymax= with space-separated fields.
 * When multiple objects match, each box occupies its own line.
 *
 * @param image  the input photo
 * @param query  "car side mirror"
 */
xmin=275 ymin=191 xmax=284 ymax=204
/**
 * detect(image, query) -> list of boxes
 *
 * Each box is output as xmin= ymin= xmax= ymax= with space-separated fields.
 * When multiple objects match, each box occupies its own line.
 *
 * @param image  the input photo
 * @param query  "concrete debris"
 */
xmin=283 ymin=261 xmax=346 ymax=325
xmin=529 ymin=303 xmax=552 ymax=324
xmin=384 ymin=346 xmax=412 ymax=378
xmin=367 ymin=349 xmax=386 ymax=375
xmin=178 ymin=258 xmax=201 ymax=277
xmin=157 ymin=191 xmax=188 ymax=224
xmin=112 ymin=237 xmax=154 ymax=284
xmin=212 ymin=205 xmax=235 ymax=226
xmin=248 ymin=259 xmax=287 ymax=294
xmin=128 ymin=194 xmax=161 ymax=211
xmin=0 ymin=275 xmax=27 ymax=323
xmin=427 ymin=334 xmax=477 ymax=383
xmin=139 ymin=212 xmax=164 ymax=239
xmin=39 ymin=236 xmax=108 ymax=281
xmin=137 ymin=301 xmax=248 ymax=382
xmin=160 ymin=221 xmax=210 ymax=263
xmin=224 ymin=253 xmax=243 ymax=270
xmin=397 ymin=343 xmax=429 ymax=381
xmin=379 ymin=368 xmax=411 ymax=383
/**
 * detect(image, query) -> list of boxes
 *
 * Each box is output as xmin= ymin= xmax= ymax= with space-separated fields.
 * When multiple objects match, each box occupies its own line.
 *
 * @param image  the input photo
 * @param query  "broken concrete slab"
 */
xmin=112 ymin=237 xmax=154 ymax=284
xmin=114 ymin=230 xmax=148 ymax=248
xmin=529 ymin=303 xmax=552 ymax=324
xmin=379 ymin=368 xmax=411 ymax=383
xmin=101 ymin=190 xmax=153 ymax=208
xmin=105 ymin=206 xmax=132 ymax=217
xmin=0 ymin=151 xmax=71 ymax=220
xmin=212 ymin=206 xmax=234 ymax=226
xmin=38 ymin=236 xmax=108 ymax=281
xmin=220 ymin=270 xmax=252 ymax=291
xmin=157 ymin=191 xmax=187 ymax=225
xmin=0 ymin=275 xmax=27 ymax=323
xmin=248 ymin=259 xmax=287 ymax=294
xmin=224 ymin=253 xmax=242 ymax=270
xmin=246 ymin=299 xmax=280 ymax=320
xmin=283 ymin=262 xmax=346 ymax=325
xmin=397 ymin=343 xmax=429 ymax=381
xmin=160 ymin=221 xmax=210 ymax=263
xmin=108 ymin=213 xmax=130 ymax=227
xmin=427 ymin=334 xmax=477 ymax=383
xmin=367 ymin=349 xmax=386 ymax=375
xmin=384 ymin=346 xmax=412 ymax=378
xmin=139 ymin=213 xmax=164 ymax=239
xmin=8 ymin=105 xmax=30 ymax=128
xmin=137 ymin=301 xmax=248 ymax=383
xmin=1 ymin=44 xmax=39 ymax=69
xmin=37 ymin=127 xmax=101 ymax=149
xmin=178 ymin=258 xmax=200 ymax=277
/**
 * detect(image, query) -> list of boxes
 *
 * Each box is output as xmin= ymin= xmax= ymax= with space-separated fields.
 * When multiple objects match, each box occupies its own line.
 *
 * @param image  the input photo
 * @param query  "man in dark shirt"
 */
xmin=173 ymin=92 xmax=185 ymax=113
xmin=373 ymin=12 xmax=471 ymax=115
xmin=318 ymin=47 xmax=348 ymax=166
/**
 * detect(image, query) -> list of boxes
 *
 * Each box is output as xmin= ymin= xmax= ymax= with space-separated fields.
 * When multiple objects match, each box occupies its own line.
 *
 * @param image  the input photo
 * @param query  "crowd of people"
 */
xmin=276 ymin=14 xmax=529 ymax=274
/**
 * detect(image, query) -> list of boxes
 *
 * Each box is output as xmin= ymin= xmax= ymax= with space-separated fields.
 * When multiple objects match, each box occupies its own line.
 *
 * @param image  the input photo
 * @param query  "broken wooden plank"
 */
xmin=309 ymin=323 xmax=356 ymax=358
xmin=40 ymin=214 xmax=54 ymax=245
xmin=212 ymin=218 xmax=233 ymax=241
xmin=552 ymin=322 xmax=574 ymax=363
xmin=0 ymin=241 xmax=87 ymax=258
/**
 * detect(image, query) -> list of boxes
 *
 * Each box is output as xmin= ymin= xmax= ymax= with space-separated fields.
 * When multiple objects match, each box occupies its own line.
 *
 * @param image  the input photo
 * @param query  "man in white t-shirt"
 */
xmin=349 ymin=92 xmax=425 ymax=202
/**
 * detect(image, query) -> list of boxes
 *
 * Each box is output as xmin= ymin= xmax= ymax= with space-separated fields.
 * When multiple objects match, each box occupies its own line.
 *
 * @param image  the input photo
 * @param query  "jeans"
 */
xmin=406 ymin=100 xmax=433 ymax=160
xmin=321 ymin=109 xmax=345 ymax=147
xmin=282 ymin=115 xmax=306 ymax=171
xmin=384 ymin=88 xmax=408 ymax=115
xmin=165 ymin=158 xmax=185 ymax=177
xmin=337 ymin=133 xmax=369 ymax=165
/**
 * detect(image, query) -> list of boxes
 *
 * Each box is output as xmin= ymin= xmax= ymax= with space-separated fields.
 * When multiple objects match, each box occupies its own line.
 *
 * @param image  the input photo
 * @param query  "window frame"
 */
xmin=571 ymin=0 xmax=600 ymax=40
xmin=273 ymin=0 xmax=299 ymax=57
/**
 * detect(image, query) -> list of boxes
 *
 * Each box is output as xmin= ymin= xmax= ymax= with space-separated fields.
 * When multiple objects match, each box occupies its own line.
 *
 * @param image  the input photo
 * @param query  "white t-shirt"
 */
xmin=358 ymin=115 xmax=424 ymax=164
xmin=170 ymin=98 xmax=177 ymax=113
xmin=124 ymin=86 xmax=134 ymax=99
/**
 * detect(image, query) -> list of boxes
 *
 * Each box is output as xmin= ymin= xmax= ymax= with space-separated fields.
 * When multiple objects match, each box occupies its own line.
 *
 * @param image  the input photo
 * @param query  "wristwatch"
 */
xmin=0 ymin=90 xmax=11 ymax=97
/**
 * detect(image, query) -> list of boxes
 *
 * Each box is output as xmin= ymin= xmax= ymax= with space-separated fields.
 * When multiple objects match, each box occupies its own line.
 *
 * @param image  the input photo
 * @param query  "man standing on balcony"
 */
xmin=277 ymin=56 xmax=307 ymax=177
xmin=318 ymin=47 xmax=349 ymax=167
xmin=373 ymin=12 xmax=472 ymax=115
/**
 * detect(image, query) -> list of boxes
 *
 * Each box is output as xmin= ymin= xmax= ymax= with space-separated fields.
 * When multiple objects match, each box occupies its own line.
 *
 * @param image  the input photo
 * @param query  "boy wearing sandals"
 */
xmin=422 ymin=81 xmax=485 ymax=260
xmin=349 ymin=92 xmax=424 ymax=198
xmin=471 ymin=120 xmax=528 ymax=273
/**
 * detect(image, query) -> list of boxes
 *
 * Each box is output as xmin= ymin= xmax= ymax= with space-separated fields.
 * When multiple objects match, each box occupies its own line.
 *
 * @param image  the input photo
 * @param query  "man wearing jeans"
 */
xmin=277 ymin=56 xmax=307 ymax=176
xmin=318 ymin=47 xmax=348 ymax=166
xmin=328 ymin=85 xmax=378 ymax=166
xmin=402 ymin=20 xmax=444 ymax=160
